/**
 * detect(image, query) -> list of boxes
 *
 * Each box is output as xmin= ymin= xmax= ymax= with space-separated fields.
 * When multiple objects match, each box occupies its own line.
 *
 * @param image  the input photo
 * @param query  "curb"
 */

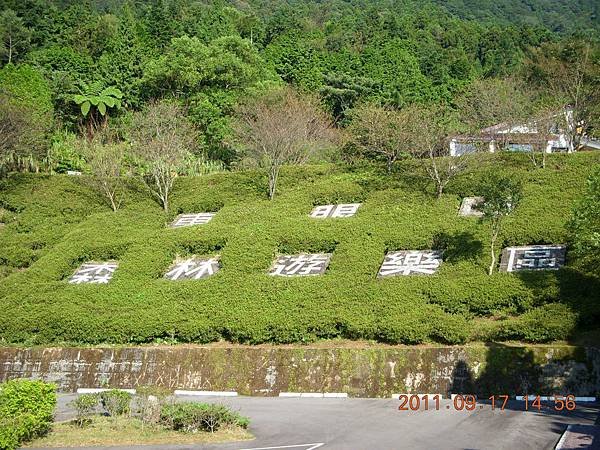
xmin=555 ymin=424 xmax=572 ymax=450
xmin=515 ymin=395 xmax=596 ymax=402
xmin=174 ymin=390 xmax=238 ymax=397
xmin=77 ymin=388 xmax=136 ymax=394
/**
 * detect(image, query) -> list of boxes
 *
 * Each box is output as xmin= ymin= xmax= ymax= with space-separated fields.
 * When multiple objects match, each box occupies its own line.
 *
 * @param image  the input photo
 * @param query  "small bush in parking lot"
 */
xmin=160 ymin=402 xmax=249 ymax=433
xmin=99 ymin=390 xmax=132 ymax=417
xmin=70 ymin=394 xmax=99 ymax=427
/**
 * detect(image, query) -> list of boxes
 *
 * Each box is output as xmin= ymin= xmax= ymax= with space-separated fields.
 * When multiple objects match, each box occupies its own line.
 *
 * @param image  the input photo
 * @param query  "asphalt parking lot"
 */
xmin=26 ymin=394 xmax=600 ymax=450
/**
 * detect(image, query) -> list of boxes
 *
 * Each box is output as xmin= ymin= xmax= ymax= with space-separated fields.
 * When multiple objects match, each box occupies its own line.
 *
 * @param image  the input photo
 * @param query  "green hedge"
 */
xmin=0 ymin=380 xmax=56 ymax=450
xmin=0 ymin=154 xmax=599 ymax=345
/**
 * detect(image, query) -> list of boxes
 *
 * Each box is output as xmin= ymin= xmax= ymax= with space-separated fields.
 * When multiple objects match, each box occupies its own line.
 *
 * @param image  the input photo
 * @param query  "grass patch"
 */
xmin=23 ymin=416 xmax=253 ymax=448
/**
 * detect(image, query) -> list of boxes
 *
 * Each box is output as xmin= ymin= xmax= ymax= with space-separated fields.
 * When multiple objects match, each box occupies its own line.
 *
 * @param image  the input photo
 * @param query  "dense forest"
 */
xmin=0 ymin=0 xmax=599 ymax=170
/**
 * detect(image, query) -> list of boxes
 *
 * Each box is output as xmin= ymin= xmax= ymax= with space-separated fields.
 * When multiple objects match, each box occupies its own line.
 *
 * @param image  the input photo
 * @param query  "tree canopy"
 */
xmin=0 ymin=0 xmax=597 ymax=170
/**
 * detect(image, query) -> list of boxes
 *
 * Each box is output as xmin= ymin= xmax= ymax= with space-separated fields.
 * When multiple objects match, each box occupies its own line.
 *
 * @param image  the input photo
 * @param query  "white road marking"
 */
xmin=323 ymin=393 xmax=348 ymax=398
xmin=240 ymin=444 xmax=325 ymax=450
xmin=279 ymin=392 xmax=347 ymax=398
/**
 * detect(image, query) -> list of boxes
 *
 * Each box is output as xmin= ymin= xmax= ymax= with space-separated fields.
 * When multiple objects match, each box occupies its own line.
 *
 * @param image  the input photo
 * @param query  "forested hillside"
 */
xmin=1 ymin=0 xmax=599 ymax=167
xmin=437 ymin=0 xmax=598 ymax=32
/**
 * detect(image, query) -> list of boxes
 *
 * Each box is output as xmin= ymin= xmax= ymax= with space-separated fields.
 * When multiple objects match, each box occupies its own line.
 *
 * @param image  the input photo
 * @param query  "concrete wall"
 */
xmin=1 ymin=345 xmax=598 ymax=397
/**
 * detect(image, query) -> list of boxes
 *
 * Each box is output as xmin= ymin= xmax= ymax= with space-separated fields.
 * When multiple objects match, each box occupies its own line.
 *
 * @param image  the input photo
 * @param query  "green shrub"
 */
xmin=160 ymin=402 xmax=249 ymax=433
xmin=70 ymin=394 xmax=98 ymax=427
xmin=99 ymin=390 xmax=132 ymax=417
xmin=0 ymin=379 xmax=56 ymax=450
xmin=46 ymin=132 xmax=88 ymax=173
xmin=497 ymin=303 xmax=578 ymax=342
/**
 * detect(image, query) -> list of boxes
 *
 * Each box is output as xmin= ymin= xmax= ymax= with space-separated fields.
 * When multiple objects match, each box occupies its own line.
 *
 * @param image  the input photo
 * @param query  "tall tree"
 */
xmin=457 ymin=78 xmax=532 ymax=152
xmin=320 ymin=74 xmax=379 ymax=125
xmin=233 ymin=88 xmax=336 ymax=200
xmin=0 ymin=9 xmax=31 ymax=65
xmin=129 ymin=100 xmax=198 ymax=212
xmin=348 ymin=104 xmax=412 ymax=174
xmin=476 ymin=174 xmax=523 ymax=275
xmin=526 ymin=39 xmax=600 ymax=150
xmin=83 ymin=136 xmax=125 ymax=212
xmin=0 ymin=63 xmax=52 ymax=172
xmin=0 ymin=94 xmax=46 ymax=174
xmin=526 ymin=103 xmax=565 ymax=169
xmin=72 ymin=82 xmax=123 ymax=139
xmin=408 ymin=105 xmax=470 ymax=199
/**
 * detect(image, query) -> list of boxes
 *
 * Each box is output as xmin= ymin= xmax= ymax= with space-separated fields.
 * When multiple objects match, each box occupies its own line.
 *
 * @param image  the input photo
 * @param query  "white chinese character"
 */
xmin=503 ymin=245 xmax=566 ymax=272
xmin=90 ymin=273 xmax=113 ymax=284
xmin=331 ymin=204 xmax=361 ymax=218
xmin=378 ymin=251 xmax=442 ymax=276
xmin=310 ymin=204 xmax=360 ymax=218
xmin=69 ymin=273 xmax=93 ymax=284
xmin=270 ymin=254 xmax=331 ymax=276
xmin=69 ymin=262 xmax=118 ymax=284
xmin=310 ymin=205 xmax=335 ymax=218
xmin=171 ymin=213 xmax=215 ymax=228
xmin=165 ymin=257 xmax=219 ymax=280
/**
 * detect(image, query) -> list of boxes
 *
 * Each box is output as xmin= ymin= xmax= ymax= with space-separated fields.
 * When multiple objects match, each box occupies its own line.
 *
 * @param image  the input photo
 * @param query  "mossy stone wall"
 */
xmin=0 ymin=345 xmax=598 ymax=397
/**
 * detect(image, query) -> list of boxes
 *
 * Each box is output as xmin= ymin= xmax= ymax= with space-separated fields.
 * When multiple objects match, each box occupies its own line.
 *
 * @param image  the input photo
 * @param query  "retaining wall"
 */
xmin=1 ymin=345 xmax=598 ymax=397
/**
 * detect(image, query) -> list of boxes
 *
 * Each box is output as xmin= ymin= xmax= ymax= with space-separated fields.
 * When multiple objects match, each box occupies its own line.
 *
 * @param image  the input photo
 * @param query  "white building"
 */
xmin=450 ymin=110 xmax=574 ymax=156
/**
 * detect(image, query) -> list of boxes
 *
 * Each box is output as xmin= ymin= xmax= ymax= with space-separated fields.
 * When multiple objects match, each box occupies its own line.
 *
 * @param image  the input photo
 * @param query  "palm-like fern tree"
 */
xmin=73 ymin=82 xmax=123 ymax=139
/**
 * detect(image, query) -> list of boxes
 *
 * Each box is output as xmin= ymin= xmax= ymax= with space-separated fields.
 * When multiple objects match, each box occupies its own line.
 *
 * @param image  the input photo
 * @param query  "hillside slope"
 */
xmin=437 ymin=0 xmax=599 ymax=32
xmin=0 ymin=153 xmax=599 ymax=346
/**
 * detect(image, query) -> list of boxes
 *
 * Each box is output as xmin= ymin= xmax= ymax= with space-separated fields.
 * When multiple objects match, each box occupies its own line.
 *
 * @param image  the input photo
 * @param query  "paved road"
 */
xmin=29 ymin=395 xmax=600 ymax=450
xmin=556 ymin=424 xmax=600 ymax=449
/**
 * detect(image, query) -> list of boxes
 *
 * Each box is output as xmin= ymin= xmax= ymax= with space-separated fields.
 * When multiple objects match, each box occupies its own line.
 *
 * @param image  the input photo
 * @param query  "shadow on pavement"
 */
xmin=447 ymin=342 xmax=600 ymax=449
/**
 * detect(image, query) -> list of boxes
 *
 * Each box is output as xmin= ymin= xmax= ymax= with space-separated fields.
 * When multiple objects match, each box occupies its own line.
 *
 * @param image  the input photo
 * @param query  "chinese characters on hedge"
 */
xmin=269 ymin=254 xmax=331 ymax=276
xmin=69 ymin=262 xmax=118 ymax=284
xmin=378 ymin=251 xmax=443 ymax=277
xmin=164 ymin=257 xmax=220 ymax=280
xmin=499 ymin=245 xmax=566 ymax=272
xmin=310 ymin=204 xmax=360 ymax=219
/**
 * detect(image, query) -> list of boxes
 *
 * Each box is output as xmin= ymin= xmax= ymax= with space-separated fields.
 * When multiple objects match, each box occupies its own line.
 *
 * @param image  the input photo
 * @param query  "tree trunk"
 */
xmin=102 ymin=181 xmax=118 ymax=212
xmin=386 ymin=157 xmax=394 ymax=174
xmin=162 ymin=193 xmax=169 ymax=212
xmin=542 ymin=151 xmax=546 ymax=169
xmin=109 ymin=193 xmax=117 ymax=212
xmin=160 ymin=180 xmax=169 ymax=212
xmin=436 ymin=183 xmax=444 ymax=199
xmin=488 ymin=225 xmax=499 ymax=275
xmin=8 ymin=35 xmax=12 ymax=64
xmin=268 ymin=166 xmax=279 ymax=200
xmin=488 ymin=242 xmax=496 ymax=275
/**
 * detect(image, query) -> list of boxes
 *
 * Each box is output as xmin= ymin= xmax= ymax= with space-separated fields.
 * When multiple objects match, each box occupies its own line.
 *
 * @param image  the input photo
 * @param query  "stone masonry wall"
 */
xmin=1 ymin=345 xmax=598 ymax=397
